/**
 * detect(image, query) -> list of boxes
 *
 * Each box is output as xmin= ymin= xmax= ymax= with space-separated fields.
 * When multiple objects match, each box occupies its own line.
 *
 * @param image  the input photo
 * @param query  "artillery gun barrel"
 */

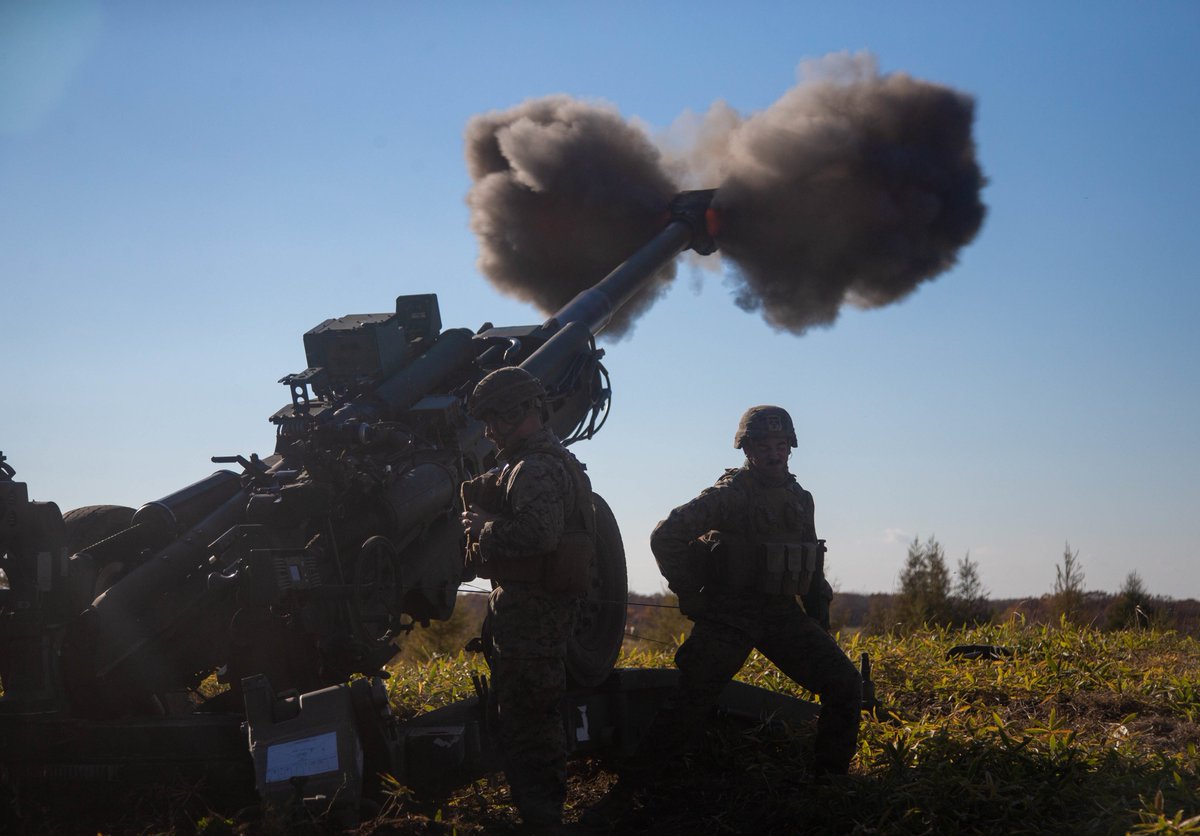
xmin=521 ymin=188 xmax=718 ymax=385
xmin=549 ymin=219 xmax=694 ymax=336
xmin=130 ymin=470 xmax=243 ymax=536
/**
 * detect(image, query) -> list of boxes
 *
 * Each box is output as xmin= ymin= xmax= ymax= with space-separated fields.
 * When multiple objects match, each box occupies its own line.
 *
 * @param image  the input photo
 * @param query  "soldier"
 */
xmin=460 ymin=366 xmax=594 ymax=832
xmin=587 ymin=406 xmax=860 ymax=823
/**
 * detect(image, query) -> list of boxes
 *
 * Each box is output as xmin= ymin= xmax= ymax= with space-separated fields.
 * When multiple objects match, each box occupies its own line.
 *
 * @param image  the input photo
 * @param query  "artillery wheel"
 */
xmin=62 ymin=504 xmax=135 ymax=553
xmin=62 ymin=505 xmax=137 ymax=596
xmin=566 ymin=492 xmax=627 ymax=688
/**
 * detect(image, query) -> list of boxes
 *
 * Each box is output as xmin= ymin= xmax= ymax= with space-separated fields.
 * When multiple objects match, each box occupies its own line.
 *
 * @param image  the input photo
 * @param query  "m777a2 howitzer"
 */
xmin=0 ymin=190 xmax=847 ymax=821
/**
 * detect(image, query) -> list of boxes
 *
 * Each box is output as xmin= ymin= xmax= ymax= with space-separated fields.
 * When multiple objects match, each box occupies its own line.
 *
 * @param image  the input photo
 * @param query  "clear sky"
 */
xmin=3 ymin=1 xmax=1198 ymax=600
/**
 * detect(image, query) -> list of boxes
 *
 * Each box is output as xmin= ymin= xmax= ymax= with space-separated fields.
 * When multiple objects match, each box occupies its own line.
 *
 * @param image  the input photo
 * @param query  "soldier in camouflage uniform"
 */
xmin=461 ymin=366 xmax=594 ymax=831
xmin=588 ymin=405 xmax=861 ymax=815
xmin=643 ymin=405 xmax=862 ymax=778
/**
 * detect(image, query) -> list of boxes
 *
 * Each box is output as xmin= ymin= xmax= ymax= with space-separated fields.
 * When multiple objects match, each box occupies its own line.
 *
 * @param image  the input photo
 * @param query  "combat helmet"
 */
xmin=467 ymin=366 xmax=546 ymax=421
xmin=734 ymin=405 xmax=797 ymax=449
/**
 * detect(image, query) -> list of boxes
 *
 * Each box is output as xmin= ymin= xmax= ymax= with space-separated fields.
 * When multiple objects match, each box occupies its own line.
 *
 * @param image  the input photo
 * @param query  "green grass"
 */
xmin=7 ymin=619 xmax=1197 ymax=833
xmin=384 ymin=619 xmax=1200 ymax=834
xmin=835 ymin=622 xmax=1200 ymax=835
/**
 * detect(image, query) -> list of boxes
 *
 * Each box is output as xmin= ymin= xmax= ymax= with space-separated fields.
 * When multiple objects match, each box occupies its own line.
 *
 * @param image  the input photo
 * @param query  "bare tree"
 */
xmin=1052 ymin=541 xmax=1086 ymax=623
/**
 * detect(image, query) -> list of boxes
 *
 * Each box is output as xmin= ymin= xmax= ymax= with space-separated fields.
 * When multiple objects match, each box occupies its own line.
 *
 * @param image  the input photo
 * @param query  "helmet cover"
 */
xmin=733 ymin=405 xmax=797 ymax=449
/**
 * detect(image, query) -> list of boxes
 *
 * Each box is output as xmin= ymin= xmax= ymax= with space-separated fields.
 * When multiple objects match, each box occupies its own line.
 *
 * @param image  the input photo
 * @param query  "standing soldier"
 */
xmin=588 ymin=405 xmax=860 ymax=824
xmin=460 ymin=366 xmax=594 ymax=832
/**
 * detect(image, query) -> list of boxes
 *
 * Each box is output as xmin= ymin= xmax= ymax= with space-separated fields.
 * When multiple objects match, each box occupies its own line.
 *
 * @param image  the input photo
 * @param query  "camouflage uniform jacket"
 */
xmin=476 ymin=426 xmax=588 ymax=577
xmin=651 ymin=465 xmax=830 ymax=626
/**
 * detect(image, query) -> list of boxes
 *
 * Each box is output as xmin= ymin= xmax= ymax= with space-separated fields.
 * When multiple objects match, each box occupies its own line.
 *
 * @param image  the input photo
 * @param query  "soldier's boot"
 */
xmin=509 ymin=769 xmax=565 ymax=832
xmin=812 ymin=660 xmax=863 ymax=776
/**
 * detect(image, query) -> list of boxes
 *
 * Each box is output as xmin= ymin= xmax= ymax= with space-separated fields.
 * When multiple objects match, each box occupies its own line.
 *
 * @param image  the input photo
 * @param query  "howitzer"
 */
xmin=0 ymin=189 xmax=844 ymax=822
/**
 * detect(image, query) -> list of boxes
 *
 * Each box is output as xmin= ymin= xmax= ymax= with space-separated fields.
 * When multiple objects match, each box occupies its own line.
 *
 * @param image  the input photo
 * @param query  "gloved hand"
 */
xmin=676 ymin=589 xmax=708 ymax=619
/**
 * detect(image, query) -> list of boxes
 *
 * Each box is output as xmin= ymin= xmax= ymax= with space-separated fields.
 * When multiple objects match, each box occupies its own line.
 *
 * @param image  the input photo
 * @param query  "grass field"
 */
xmin=371 ymin=619 xmax=1200 ymax=834
xmin=6 ymin=620 xmax=1199 ymax=833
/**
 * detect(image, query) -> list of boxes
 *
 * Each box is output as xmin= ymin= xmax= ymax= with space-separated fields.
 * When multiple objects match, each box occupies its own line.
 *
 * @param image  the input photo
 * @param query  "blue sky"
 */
xmin=2 ymin=1 xmax=1197 ymax=599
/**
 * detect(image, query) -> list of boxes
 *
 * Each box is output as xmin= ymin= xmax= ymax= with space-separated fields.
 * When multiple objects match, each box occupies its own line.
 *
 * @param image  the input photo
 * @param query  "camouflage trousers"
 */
xmin=638 ymin=596 xmax=861 ymax=776
xmin=487 ymin=583 xmax=575 ymax=826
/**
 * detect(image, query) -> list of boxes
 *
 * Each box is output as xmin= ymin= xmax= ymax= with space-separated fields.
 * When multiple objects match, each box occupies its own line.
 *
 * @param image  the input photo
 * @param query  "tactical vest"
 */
xmin=699 ymin=468 xmax=824 ymax=597
xmin=462 ymin=444 xmax=595 ymax=597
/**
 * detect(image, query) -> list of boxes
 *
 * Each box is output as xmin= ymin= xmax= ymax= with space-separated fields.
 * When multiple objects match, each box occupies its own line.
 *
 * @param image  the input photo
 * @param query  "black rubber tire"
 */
xmin=61 ymin=505 xmax=136 ymax=553
xmin=565 ymin=493 xmax=628 ymax=688
xmin=62 ymin=505 xmax=137 ymax=596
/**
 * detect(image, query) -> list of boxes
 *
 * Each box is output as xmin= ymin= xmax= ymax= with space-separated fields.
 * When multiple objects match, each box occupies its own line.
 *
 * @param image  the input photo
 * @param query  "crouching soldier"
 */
xmin=586 ymin=405 xmax=860 ymax=823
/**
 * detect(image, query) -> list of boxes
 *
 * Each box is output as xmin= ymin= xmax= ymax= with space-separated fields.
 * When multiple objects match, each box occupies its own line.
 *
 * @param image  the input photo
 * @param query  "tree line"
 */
xmin=391 ymin=538 xmax=1199 ymax=665
xmin=850 ymin=535 xmax=1194 ymax=635
xmin=624 ymin=536 xmax=1200 ymax=651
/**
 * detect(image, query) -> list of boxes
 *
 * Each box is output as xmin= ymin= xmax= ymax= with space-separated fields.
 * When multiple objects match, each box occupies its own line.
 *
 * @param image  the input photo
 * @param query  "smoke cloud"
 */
xmin=464 ymin=53 xmax=987 ymax=338
xmin=464 ymin=96 xmax=679 ymax=339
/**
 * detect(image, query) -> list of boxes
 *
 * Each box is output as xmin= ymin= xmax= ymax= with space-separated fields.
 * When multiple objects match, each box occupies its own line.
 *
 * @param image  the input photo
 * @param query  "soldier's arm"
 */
xmin=650 ymin=484 xmax=740 ymax=594
xmin=477 ymin=455 xmax=570 ymax=562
